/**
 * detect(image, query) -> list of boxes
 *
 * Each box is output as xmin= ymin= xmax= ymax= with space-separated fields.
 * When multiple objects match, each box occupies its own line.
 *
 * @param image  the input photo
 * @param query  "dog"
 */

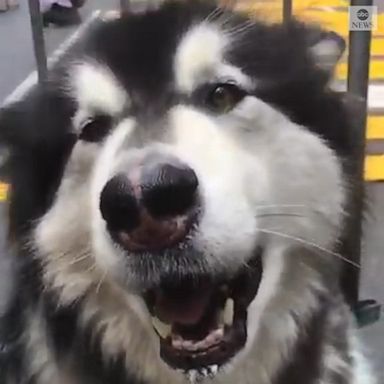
xmin=0 ymin=1 xmax=376 ymax=383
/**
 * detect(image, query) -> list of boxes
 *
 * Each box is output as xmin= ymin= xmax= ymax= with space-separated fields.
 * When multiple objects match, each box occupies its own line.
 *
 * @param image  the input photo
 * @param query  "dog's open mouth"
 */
xmin=143 ymin=250 xmax=263 ymax=374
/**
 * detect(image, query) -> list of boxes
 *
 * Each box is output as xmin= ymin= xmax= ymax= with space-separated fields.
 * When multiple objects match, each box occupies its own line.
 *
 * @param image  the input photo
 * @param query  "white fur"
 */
xmin=25 ymin=308 xmax=62 ymax=384
xmin=71 ymin=62 xmax=127 ymax=130
xmin=174 ymin=23 xmax=227 ymax=92
xmin=35 ymin=142 xmax=100 ymax=304
xmin=310 ymin=38 xmax=344 ymax=72
xmin=351 ymin=335 xmax=378 ymax=384
xmin=174 ymin=23 xmax=253 ymax=94
xmin=169 ymin=105 xmax=264 ymax=272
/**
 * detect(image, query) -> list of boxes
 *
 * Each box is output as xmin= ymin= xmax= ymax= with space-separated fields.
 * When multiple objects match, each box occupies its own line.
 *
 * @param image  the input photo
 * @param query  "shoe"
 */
xmin=43 ymin=3 xmax=81 ymax=27
xmin=70 ymin=0 xmax=86 ymax=8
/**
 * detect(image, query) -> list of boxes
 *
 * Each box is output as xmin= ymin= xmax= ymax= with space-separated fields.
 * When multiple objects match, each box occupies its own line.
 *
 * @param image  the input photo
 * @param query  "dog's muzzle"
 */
xmin=99 ymin=154 xmax=199 ymax=252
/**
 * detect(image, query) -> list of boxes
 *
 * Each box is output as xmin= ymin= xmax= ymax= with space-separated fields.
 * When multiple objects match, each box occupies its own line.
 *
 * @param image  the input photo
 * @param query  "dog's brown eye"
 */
xmin=79 ymin=115 xmax=112 ymax=142
xmin=206 ymin=83 xmax=246 ymax=113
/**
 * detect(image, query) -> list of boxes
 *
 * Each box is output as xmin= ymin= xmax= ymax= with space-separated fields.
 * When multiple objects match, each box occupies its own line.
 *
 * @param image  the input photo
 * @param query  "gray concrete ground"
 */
xmin=0 ymin=0 xmax=117 ymax=103
xmin=0 ymin=0 xmax=383 ymax=380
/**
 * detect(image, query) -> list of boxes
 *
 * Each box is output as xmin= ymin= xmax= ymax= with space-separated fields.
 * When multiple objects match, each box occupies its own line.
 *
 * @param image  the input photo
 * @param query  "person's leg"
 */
xmin=55 ymin=0 xmax=73 ymax=7
xmin=39 ymin=0 xmax=56 ymax=13
xmin=69 ymin=0 xmax=86 ymax=8
xmin=41 ymin=0 xmax=81 ymax=27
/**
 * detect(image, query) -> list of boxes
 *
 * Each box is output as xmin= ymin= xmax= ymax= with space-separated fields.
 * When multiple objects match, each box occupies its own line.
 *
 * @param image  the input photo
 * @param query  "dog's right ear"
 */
xmin=0 ymin=91 xmax=51 ymax=151
xmin=0 ymin=87 xmax=77 ymax=151
xmin=307 ymin=30 xmax=346 ymax=74
xmin=0 ymin=101 xmax=26 ymax=150
xmin=0 ymin=89 xmax=77 ymax=236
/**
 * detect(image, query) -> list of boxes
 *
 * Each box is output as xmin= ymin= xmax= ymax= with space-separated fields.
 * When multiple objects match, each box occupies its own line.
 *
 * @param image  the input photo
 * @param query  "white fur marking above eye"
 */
xmin=310 ymin=37 xmax=345 ymax=72
xmin=72 ymin=62 xmax=127 ymax=116
xmin=174 ymin=23 xmax=228 ymax=92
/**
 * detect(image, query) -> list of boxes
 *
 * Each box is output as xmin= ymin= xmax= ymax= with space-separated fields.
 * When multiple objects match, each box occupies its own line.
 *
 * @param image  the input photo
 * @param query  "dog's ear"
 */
xmin=0 ymin=88 xmax=76 ymax=150
xmin=0 ymin=92 xmax=48 ymax=151
xmin=0 ymin=101 xmax=25 ymax=150
xmin=0 ymin=89 xmax=77 ymax=236
xmin=307 ymin=29 xmax=346 ymax=74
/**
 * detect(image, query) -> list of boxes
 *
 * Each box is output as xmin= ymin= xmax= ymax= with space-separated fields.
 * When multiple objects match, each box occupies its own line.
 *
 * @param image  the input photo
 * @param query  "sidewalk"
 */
xmin=0 ymin=0 xmax=118 ymax=103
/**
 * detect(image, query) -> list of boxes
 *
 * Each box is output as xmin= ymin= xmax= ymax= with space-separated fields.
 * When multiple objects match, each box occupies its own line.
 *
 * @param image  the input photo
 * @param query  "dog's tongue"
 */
xmin=154 ymin=286 xmax=213 ymax=325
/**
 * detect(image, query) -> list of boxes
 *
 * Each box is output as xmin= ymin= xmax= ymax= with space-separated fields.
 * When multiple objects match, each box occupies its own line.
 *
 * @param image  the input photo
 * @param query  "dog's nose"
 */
xmin=99 ymin=174 xmax=140 ymax=233
xmin=99 ymin=162 xmax=198 ymax=252
xmin=141 ymin=162 xmax=198 ymax=218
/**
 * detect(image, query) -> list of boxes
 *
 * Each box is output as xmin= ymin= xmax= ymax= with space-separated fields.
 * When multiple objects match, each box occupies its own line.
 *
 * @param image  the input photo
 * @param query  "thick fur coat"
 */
xmin=0 ymin=2 xmax=376 ymax=384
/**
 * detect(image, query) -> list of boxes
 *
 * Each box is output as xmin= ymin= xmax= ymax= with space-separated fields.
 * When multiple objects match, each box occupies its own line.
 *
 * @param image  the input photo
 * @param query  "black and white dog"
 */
xmin=0 ymin=1 xmax=376 ymax=383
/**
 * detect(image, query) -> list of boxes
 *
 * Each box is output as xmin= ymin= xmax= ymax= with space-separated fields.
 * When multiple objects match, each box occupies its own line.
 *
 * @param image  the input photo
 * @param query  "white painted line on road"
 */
xmin=4 ymin=10 xmax=101 ymax=105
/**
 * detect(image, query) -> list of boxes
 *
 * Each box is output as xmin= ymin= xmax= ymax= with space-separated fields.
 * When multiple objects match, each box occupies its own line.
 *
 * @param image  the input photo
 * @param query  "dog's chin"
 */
xmin=126 ymin=247 xmax=264 ymax=379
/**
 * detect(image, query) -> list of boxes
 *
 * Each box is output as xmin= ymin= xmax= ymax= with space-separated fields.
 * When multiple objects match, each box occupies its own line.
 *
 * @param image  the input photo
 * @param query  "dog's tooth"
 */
xmin=187 ymin=370 xmax=197 ymax=383
xmin=212 ymin=328 xmax=224 ymax=341
xmin=193 ymin=338 xmax=209 ymax=351
xmin=223 ymin=298 xmax=234 ymax=326
xmin=172 ymin=338 xmax=183 ymax=349
xmin=171 ymin=333 xmax=182 ymax=342
xmin=205 ymin=332 xmax=217 ymax=346
xmin=181 ymin=340 xmax=196 ymax=351
xmin=151 ymin=317 xmax=171 ymax=339
xmin=210 ymin=365 xmax=218 ymax=375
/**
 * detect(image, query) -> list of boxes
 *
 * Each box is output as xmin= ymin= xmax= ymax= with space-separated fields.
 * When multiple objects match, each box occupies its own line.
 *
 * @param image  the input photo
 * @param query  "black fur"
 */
xmin=42 ymin=293 xmax=145 ymax=384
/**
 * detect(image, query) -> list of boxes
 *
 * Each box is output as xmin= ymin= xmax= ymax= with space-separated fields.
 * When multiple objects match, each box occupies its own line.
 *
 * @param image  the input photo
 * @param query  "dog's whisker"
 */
xmin=254 ymin=204 xmax=309 ymax=210
xmin=228 ymin=22 xmax=254 ymax=36
xmin=84 ymin=262 xmax=97 ymax=274
xmin=255 ymin=213 xmax=306 ymax=219
xmin=258 ymin=228 xmax=361 ymax=269
xmin=49 ymin=248 xmax=91 ymax=262
xmin=204 ymin=6 xmax=223 ymax=23
xmin=212 ymin=9 xmax=237 ymax=29
xmin=254 ymin=206 xmax=340 ymax=227
xmin=43 ymin=252 xmax=94 ymax=276
xmin=67 ymin=253 xmax=92 ymax=266
xmin=95 ymin=269 xmax=108 ymax=295
xmin=225 ymin=19 xmax=255 ymax=36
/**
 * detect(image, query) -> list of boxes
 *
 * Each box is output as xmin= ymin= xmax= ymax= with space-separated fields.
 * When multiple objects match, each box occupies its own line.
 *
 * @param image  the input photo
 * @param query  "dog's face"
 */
xmin=1 ymin=2 xmax=350 ymax=382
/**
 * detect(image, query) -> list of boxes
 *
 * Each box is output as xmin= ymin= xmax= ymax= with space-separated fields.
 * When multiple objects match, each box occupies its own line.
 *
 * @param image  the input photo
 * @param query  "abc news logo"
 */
xmin=357 ymin=9 xmax=369 ymax=21
xmin=349 ymin=6 xmax=378 ymax=31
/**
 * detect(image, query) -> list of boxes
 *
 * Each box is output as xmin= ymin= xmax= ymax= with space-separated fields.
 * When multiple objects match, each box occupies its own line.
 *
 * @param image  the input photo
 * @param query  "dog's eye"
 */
xmin=79 ymin=115 xmax=112 ymax=142
xmin=206 ymin=83 xmax=246 ymax=113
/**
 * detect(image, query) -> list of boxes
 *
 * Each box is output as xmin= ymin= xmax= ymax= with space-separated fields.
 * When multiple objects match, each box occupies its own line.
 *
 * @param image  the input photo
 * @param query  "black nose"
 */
xmin=99 ymin=162 xmax=199 ymax=252
xmin=99 ymin=174 xmax=140 ymax=233
xmin=142 ymin=163 xmax=198 ymax=218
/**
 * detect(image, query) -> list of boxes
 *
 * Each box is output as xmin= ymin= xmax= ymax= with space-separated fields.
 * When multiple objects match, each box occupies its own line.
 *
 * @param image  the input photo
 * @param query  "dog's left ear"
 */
xmin=0 ymin=101 xmax=29 ymax=151
xmin=307 ymin=30 xmax=346 ymax=74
